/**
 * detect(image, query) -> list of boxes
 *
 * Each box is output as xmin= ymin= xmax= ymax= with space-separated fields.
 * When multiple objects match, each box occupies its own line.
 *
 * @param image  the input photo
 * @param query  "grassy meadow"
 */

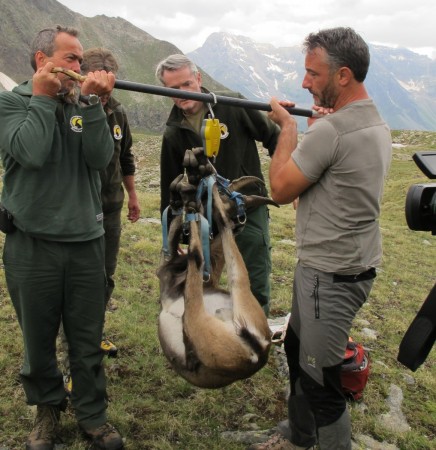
xmin=0 ymin=130 xmax=435 ymax=449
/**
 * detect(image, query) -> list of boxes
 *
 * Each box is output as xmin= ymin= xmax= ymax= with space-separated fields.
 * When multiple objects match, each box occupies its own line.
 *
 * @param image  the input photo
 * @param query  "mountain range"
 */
xmin=188 ymin=32 xmax=436 ymax=131
xmin=0 ymin=0 xmax=225 ymax=133
xmin=1 ymin=0 xmax=435 ymax=132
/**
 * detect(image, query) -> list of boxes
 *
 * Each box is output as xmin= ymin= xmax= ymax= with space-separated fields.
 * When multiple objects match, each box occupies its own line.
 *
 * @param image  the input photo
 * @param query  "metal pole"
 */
xmin=50 ymin=68 xmax=313 ymax=117
xmin=114 ymin=80 xmax=314 ymax=118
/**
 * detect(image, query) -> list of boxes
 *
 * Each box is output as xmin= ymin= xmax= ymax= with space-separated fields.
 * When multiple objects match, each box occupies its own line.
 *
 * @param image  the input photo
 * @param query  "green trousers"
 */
xmin=235 ymin=205 xmax=271 ymax=316
xmin=103 ymin=208 xmax=122 ymax=306
xmin=3 ymin=229 xmax=108 ymax=429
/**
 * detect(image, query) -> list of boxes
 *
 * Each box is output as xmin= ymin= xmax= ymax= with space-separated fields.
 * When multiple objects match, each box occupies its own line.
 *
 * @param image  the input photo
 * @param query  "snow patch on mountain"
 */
xmin=267 ymin=63 xmax=283 ymax=74
xmin=398 ymin=79 xmax=424 ymax=92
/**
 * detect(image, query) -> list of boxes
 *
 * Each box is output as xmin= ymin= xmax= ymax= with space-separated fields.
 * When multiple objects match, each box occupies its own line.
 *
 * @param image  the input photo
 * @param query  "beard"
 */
xmin=57 ymin=86 xmax=80 ymax=104
xmin=313 ymin=77 xmax=338 ymax=108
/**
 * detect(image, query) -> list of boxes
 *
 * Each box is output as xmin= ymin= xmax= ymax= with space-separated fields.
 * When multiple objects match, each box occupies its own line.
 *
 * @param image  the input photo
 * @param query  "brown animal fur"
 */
xmin=157 ymin=151 xmax=276 ymax=388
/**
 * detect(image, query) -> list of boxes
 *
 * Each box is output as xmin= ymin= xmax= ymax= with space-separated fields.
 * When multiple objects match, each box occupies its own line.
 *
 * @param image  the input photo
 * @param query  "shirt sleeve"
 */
xmin=292 ymin=118 xmax=339 ymax=182
xmin=0 ymin=92 xmax=57 ymax=169
xmin=119 ymin=109 xmax=135 ymax=176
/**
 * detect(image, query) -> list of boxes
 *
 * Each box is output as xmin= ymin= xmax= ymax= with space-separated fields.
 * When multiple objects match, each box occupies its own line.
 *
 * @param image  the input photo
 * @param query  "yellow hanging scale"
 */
xmin=201 ymin=94 xmax=221 ymax=160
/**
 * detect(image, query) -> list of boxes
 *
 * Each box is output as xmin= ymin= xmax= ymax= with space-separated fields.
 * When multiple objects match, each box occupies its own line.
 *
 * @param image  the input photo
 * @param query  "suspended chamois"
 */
xmin=157 ymin=148 xmax=277 ymax=388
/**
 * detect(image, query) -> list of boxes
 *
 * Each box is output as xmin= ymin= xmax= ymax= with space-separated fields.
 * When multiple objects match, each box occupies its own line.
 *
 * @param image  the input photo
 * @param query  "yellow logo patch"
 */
xmin=219 ymin=123 xmax=229 ymax=139
xmin=113 ymin=124 xmax=122 ymax=140
xmin=70 ymin=116 xmax=83 ymax=132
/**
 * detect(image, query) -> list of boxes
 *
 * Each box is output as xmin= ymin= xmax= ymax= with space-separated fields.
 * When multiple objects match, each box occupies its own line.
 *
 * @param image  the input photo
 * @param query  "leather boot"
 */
xmin=26 ymin=405 xmax=60 ymax=450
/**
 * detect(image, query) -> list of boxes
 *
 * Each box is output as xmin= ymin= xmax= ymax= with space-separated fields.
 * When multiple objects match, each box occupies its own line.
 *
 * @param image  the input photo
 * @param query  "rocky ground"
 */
xmin=216 ymin=315 xmax=409 ymax=450
xmin=124 ymin=132 xmax=433 ymax=449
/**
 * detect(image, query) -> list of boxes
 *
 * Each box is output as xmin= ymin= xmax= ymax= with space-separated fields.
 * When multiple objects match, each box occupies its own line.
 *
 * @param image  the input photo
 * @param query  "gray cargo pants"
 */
xmin=280 ymin=262 xmax=375 ymax=449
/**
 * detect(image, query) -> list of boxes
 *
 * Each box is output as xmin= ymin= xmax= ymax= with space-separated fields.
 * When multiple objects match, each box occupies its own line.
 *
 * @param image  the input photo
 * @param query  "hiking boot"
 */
xmin=26 ymin=405 xmax=61 ymax=450
xmin=101 ymin=338 xmax=118 ymax=357
xmin=247 ymin=432 xmax=315 ymax=450
xmin=82 ymin=422 xmax=124 ymax=449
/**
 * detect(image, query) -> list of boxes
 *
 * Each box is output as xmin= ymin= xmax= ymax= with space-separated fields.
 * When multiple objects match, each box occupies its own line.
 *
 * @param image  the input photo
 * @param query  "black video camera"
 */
xmin=398 ymin=151 xmax=436 ymax=371
xmin=405 ymin=151 xmax=436 ymax=234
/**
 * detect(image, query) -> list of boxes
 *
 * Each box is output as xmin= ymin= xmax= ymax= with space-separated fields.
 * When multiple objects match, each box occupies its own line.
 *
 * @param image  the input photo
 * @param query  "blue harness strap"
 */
xmin=161 ymin=171 xmax=246 ymax=280
xmin=161 ymin=205 xmax=171 ymax=257
xmin=216 ymin=174 xmax=246 ymax=224
xmin=196 ymin=175 xmax=216 ymax=238
xmin=229 ymin=190 xmax=247 ymax=224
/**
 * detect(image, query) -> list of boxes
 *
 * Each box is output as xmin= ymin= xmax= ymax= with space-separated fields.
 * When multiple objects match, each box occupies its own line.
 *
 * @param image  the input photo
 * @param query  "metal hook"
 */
xmin=210 ymin=91 xmax=217 ymax=105
xmin=206 ymin=92 xmax=217 ymax=119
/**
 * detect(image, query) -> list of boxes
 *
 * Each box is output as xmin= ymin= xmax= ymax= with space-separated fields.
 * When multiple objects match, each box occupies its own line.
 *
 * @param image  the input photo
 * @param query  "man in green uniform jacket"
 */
xmin=156 ymin=54 xmax=280 ymax=315
xmin=0 ymin=26 xmax=124 ymax=450
xmin=81 ymin=47 xmax=140 ymax=355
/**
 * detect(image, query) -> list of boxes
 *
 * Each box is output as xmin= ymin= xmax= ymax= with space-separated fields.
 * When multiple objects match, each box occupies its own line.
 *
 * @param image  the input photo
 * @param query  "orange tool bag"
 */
xmin=341 ymin=338 xmax=370 ymax=401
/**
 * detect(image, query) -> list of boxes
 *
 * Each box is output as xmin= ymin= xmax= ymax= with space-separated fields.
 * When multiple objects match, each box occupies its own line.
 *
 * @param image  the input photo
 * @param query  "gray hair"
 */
xmin=30 ymin=25 xmax=79 ymax=71
xmin=155 ymin=54 xmax=198 ymax=84
xmin=303 ymin=27 xmax=370 ymax=82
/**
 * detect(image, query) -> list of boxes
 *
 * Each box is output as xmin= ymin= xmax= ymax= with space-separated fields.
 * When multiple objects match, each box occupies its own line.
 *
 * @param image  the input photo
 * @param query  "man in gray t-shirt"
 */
xmin=248 ymin=27 xmax=392 ymax=450
xmin=292 ymin=100 xmax=391 ymax=275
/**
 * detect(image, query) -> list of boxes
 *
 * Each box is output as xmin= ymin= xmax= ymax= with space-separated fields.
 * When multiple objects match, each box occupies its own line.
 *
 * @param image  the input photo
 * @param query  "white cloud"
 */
xmin=57 ymin=0 xmax=436 ymax=58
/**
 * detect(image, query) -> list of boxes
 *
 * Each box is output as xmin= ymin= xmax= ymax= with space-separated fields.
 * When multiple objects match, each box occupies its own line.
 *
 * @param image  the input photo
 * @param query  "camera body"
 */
xmin=405 ymin=151 xmax=436 ymax=234
xmin=398 ymin=151 xmax=436 ymax=371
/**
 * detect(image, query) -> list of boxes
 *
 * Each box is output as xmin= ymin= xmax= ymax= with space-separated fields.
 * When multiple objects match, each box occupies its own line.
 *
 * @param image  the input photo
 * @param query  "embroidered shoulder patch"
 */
xmin=113 ymin=124 xmax=122 ymax=140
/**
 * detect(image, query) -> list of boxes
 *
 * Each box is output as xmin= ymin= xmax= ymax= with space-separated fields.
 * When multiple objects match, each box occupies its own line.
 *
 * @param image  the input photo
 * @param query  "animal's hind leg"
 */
xmin=212 ymin=188 xmax=267 ymax=326
xmin=211 ymin=187 xmax=250 ymax=292
xmin=183 ymin=217 xmax=259 ymax=371
xmin=221 ymin=225 xmax=251 ymax=302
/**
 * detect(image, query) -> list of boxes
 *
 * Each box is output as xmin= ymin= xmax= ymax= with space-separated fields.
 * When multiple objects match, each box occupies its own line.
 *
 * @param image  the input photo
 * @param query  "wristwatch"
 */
xmin=87 ymin=94 xmax=100 ymax=105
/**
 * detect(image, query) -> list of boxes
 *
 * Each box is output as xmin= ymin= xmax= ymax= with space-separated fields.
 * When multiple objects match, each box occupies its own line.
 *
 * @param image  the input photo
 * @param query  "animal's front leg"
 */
xmin=169 ymin=174 xmax=184 ymax=206
xmin=182 ymin=220 xmax=207 ymax=338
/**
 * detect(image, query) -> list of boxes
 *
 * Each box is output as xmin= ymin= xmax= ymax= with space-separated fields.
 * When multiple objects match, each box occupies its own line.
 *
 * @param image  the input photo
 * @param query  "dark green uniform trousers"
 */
xmin=103 ymin=208 xmax=122 ymax=307
xmin=235 ymin=205 xmax=271 ymax=316
xmin=3 ymin=229 xmax=108 ymax=429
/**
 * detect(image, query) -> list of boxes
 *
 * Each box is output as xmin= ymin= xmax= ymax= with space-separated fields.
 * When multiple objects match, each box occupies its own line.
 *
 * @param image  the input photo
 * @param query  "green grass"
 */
xmin=0 ymin=131 xmax=435 ymax=449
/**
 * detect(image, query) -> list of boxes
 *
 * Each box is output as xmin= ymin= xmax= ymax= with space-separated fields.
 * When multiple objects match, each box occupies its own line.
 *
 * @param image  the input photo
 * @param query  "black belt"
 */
xmin=333 ymin=267 xmax=376 ymax=283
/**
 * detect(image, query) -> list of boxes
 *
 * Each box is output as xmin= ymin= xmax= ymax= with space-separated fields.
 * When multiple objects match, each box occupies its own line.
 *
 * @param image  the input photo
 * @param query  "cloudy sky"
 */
xmin=57 ymin=0 xmax=435 ymax=59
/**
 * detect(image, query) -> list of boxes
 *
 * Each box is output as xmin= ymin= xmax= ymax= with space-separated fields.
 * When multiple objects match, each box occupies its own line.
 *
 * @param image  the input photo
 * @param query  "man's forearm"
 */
xmin=269 ymin=121 xmax=298 ymax=181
